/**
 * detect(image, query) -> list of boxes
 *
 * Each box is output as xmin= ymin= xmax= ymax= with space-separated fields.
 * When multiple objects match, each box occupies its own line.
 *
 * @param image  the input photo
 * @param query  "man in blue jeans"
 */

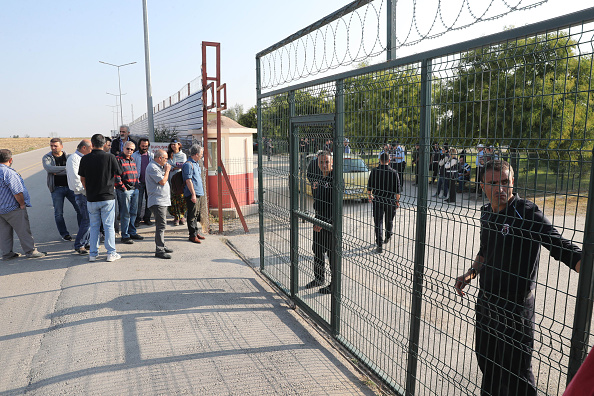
xmin=114 ymin=141 xmax=144 ymax=244
xmin=78 ymin=134 xmax=123 ymax=262
xmin=66 ymin=139 xmax=92 ymax=254
xmin=42 ymin=137 xmax=82 ymax=241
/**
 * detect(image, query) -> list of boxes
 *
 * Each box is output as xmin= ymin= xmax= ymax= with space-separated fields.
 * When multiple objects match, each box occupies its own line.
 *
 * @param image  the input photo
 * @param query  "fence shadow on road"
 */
xmin=0 ymin=277 xmax=373 ymax=395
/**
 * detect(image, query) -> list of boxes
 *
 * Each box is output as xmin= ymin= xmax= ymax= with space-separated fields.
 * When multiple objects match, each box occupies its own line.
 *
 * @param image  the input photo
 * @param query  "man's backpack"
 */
xmin=170 ymin=171 xmax=184 ymax=195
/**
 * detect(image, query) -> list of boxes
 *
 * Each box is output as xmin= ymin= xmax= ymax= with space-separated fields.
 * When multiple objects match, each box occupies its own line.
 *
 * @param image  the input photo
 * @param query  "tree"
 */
xmin=238 ymin=106 xmax=257 ymax=128
xmin=223 ymin=103 xmax=244 ymax=121
xmin=436 ymin=31 xmax=594 ymax=173
xmin=154 ymin=125 xmax=178 ymax=142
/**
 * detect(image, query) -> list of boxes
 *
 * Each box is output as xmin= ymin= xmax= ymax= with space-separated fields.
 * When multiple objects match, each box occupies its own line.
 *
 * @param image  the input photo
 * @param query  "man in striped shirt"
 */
xmin=0 ymin=149 xmax=46 ymax=259
xmin=114 ymin=141 xmax=144 ymax=244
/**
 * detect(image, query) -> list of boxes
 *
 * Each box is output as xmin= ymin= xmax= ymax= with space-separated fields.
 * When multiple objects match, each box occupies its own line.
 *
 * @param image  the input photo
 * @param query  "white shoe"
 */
xmin=438 ymin=192 xmax=444 ymax=198
xmin=89 ymin=255 xmax=97 ymax=262
xmin=106 ymin=253 xmax=121 ymax=262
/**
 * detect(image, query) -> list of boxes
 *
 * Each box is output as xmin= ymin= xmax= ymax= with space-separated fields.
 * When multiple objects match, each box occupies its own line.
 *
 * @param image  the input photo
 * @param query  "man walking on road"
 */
xmin=367 ymin=152 xmax=401 ymax=253
xmin=182 ymin=144 xmax=206 ymax=244
xmin=42 ymin=138 xmax=82 ymax=241
xmin=0 ymin=149 xmax=46 ymax=260
xmin=132 ymin=138 xmax=154 ymax=227
xmin=146 ymin=150 xmax=173 ymax=259
xmin=78 ymin=134 xmax=123 ymax=262
xmin=305 ymin=151 xmax=335 ymax=295
xmin=66 ymin=139 xmax=92 ymax=255
xmin=455 ymin=159 xmax=582 ymax=396
xmin=114 ymin=141 xmax=144 ymax=245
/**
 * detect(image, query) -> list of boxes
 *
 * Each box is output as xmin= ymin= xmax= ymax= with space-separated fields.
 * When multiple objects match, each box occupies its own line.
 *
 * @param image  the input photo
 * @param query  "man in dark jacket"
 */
xmin=110 ymin=125 xmax=137 ymax=158
xmin=455 ymin=160 xmax=582 ymax=396
xmin=367 ymin=152 xmax=401 ymax=253
xmin=305 ymin=151 xmax=335 ymax=295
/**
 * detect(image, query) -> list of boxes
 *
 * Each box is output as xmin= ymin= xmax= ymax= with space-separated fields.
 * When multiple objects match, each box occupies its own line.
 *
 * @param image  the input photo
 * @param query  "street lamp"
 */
xmin=106 ymin=92 xmax=126 ymax=125
xmin=106 ymin=104 xmax=119 ymax=132
xmin=99 ymin=60 xmax=136 ymax=126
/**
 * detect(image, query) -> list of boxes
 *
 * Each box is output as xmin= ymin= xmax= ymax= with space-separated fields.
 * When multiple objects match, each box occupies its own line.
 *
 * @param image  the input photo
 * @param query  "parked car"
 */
xmin=302 ymin=153 xmax=370 ymax=201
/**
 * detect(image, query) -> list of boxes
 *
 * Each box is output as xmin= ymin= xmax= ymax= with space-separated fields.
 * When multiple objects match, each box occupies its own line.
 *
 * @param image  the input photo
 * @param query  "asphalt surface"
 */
xmin=0 ymin=142 xmax=374 ymax=395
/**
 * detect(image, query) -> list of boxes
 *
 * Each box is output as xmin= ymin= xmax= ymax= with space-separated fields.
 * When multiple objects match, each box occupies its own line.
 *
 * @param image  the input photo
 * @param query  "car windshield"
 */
xmin=343 ymin=158 xmax=368 ymax=173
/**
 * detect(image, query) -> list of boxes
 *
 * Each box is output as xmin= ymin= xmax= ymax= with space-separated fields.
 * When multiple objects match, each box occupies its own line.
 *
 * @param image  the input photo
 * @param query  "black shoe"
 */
xmin=164 ymin=247 xmax=174 ymax=253
xmin=62 ymin=234 xmax=72 ymax=241
xmin=318 ymin=285 xmax=332 ymax=294
xmin=75 ymin=248 xmax=89 ymax=255
xmin=129 ymin=234 xmax=144 ymax=240
xmin=144 ymin=219 xmax=153 ymax=226
xmin=84 ymin=244 xmax=90 ymax=250
xmin=376 ymin=246 xmax=383 ymax=253
xmin=134 ymin=221 xmax=140 ymax=228
xmin=155 ymin=251 xmax=172 ymax=259
xmin=121 ymin=237 xmax=134 ymax=244
xmin=305 ymin=279 xmax=324 ymax=289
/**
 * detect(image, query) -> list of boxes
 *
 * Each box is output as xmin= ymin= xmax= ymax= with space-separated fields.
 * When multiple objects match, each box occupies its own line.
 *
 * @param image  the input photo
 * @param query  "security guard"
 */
xmin=367 ymin=152 xmax=401 ymax=253
xmin=305 ymin=151 xmax=334 ymax=295
xmin=455 ymin=159 xmax=582 ymax=396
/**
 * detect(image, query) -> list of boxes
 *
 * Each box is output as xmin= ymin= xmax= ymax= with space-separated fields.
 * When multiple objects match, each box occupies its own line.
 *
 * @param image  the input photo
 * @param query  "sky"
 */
xmin=0 ymin=0 xmax=590 ymax=138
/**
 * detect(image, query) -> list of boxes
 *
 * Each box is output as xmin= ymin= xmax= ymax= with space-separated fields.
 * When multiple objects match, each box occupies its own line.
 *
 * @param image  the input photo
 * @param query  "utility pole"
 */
xmin=142 ymin=0 xmax=155 ymax=141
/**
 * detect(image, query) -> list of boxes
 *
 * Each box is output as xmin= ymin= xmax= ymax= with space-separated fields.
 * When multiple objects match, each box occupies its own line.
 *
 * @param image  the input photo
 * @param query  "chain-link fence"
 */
xmin=257 ymin=3 xmax=594 ymax=395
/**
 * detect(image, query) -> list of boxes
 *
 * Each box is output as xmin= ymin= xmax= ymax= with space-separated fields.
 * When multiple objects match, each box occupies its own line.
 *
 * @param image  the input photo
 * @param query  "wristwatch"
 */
xmin=469 ymin=267 xmax=477 ymax=279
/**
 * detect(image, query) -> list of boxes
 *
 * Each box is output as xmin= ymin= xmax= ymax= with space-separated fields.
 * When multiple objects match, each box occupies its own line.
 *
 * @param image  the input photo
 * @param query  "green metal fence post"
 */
xmin=331 ymin=79 xmax=345 ymax=336
xmin=387 ymin=0 xmax=396 ymax=61
xmin=567 ymin=149 xmax=594 ymax=383
xmin=289 ymin=90 xmax=299 ymax=298
xmin=405 ymin=58 xmax=432 ymax=396
xmin=256 ymin=56 xmax=265 ymax=272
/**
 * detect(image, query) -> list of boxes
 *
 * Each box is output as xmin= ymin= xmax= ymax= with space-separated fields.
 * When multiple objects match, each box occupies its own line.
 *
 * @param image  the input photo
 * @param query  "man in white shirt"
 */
xmin=66 ymin=139 xmax=92 ymax=254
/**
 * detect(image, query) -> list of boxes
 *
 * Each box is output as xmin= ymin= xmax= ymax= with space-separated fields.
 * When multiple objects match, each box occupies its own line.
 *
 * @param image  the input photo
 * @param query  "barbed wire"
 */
xmin=258 ymin=0 xmax=548 ymax=90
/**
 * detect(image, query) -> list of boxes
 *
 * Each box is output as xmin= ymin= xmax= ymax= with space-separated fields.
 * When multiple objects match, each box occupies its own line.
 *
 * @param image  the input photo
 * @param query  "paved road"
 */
xmin=0 ymin=142 xmax=374 ymax=395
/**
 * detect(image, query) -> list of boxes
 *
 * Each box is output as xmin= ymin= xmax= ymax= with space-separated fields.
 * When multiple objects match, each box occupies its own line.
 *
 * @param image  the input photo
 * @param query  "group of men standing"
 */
xmin=0 ymin=127 xmax=207 ymax=263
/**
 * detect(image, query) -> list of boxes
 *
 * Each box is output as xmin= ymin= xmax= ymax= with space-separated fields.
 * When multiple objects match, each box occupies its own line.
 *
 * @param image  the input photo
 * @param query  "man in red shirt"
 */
xmin=114 ymin=141 xmax=144 ymax=244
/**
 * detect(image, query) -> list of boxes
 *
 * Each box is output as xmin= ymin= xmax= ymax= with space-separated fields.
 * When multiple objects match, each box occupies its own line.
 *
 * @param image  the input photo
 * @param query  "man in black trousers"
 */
xmin=305 ymin=151 xmax=335 ymax=295
xmin=367 ymin=152 xmax=401 ymax=253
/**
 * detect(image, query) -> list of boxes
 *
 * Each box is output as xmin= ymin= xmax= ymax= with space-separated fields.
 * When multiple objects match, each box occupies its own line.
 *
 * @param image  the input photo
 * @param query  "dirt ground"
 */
xmin=0 ymin=137 xmax=80 ymax=155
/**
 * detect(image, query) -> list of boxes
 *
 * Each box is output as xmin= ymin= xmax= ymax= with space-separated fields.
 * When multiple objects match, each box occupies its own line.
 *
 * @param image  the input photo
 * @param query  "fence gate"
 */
xmin=257 ymin=3 xmax=594 ymax=395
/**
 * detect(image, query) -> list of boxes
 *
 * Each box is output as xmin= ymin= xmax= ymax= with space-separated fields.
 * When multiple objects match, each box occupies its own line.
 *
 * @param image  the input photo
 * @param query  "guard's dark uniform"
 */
xmin=367 ymin=164 xmax=401 ymax=246
xmin=312 ymin=171 xmax=334 ymax=283
xmin=476 ymin=194 xmax=581 ymax=395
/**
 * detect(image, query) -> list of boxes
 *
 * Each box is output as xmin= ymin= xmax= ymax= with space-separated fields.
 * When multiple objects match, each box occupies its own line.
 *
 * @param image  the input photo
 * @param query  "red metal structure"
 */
xmin=201 ymin=42 xmax=249 ymax=233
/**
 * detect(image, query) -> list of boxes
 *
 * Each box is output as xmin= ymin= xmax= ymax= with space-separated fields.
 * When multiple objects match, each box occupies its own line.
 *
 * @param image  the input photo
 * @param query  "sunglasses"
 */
xmin=124 ymin=148 xmax=134 ymax=151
